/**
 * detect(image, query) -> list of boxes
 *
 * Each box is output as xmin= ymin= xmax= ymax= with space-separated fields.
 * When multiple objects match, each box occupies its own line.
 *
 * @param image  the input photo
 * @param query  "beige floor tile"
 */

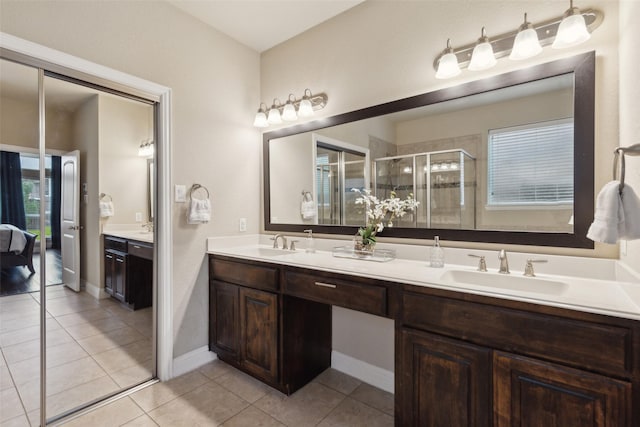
xmin=59 ymin=397 xmax=143 ymax=427
xmin=0 ymin=351 xmax=6 ymax=367
xmin=130 ymin=370 xmax=209 ymax=412
xmin=109 ymin=359 xmax=154 ymax=389
xmin=121 ymin=414 xmax=159 ymax=426
xmin=92 ymin=339 xmax=152 ymax=374
xmin=1 ymin=387 xmax=26 ymax=422
xmin=317 ymin=396 xmax=394 ymax=427
xmin=0 ymin=414 xmax=30 ymax=427
xmin=0 ymin=319 xmax=62 ymax=348
xmin=214 ymin=369 xmax=271 ymax=404
xmin=55 ymin=308 xmax=116 ymax=328
xmin=254 ymin=382 xmax=346 ymax=427
xmin=76 ymin=325 xmax=145 ymax=354
xmin=1 ymin=330 xmax=75 ymax=365
xmin=221 ymin=405 xmax=285 ymax=427
xmin=147 ymin=381 xmax=249 ymax=427
xmin=0 ymin=313 xmax=42 ymax=334
xmin=8 ymin=341 xmax=88 ymax=386
xmin=198 ymin=359 xmax=236 ymax=380
xmin=314 ymin=368 xmax=362 ymax=395
xmin=45 ymin=298 xmax=100 ymax=317
xmin=45 ymin=375 xmax=120 ymax=420
xmin=0 ymin=365 xmax=14 ymax=391
xmin=0 ymin=294 xmax=32 ymax=306
xmin=63 ymin=316 xmax=128 ymax=341
xmin=349 ymin=383 xmax=395 ymax=416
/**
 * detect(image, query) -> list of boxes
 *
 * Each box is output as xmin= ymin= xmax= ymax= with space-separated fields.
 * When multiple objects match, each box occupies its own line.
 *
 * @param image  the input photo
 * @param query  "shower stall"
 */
xmin=374 ymin=149 xmax=476 ymax=229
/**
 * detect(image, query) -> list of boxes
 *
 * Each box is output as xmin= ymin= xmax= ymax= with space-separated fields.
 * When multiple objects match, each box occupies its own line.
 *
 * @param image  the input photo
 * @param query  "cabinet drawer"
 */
xmin=211 ymin=257 xmax=279 ymax=291
xmin=403 ymin=292 xmax=632 ymax=378
xmin=128 ymin=241 xmax=153 ymax=260
xmin=104 ymin=236 xmax=127 ymax=252
xmin=284 ymin=271 xmax=387 ymax=316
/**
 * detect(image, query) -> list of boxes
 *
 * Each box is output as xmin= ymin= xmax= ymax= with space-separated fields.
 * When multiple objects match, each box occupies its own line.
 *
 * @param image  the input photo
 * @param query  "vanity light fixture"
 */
xmin=552 ymin=0 xmax=591 ymax=49
xmin=468 ymin=27 xmax=497 ymax=71
xmin=510 ymin=13 xmax=543 ymax=60
xmin=433 ymin=3 xmax=602 ymax=78
xmin=253 ymin=89 xmax=328 ymax=128
xmin=435 ymin=39 xmax=461 ymax=79
xmin=253 ymin=103 xmax=269 ymax=128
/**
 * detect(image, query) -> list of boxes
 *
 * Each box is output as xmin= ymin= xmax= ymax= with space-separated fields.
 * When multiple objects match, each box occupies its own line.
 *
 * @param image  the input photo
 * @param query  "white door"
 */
xmin=61 ymin=150 xmax=80 ymax=292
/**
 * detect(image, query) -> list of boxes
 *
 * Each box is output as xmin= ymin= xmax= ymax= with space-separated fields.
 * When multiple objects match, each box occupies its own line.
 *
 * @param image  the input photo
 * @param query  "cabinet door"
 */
xmin=210 ymin=281 xmax=240 ymax=360
xmin=239 ymin=287 xmax=278 ymax=383
xmin=113 ymin=253 xmax=127 ymax=302
xmin=399 ymin=329 xmax=491 ymax=427
xmin=104 ymin=250 xmax=115 ymax=296
xmin=494 ymin=351 xmax=631 ymax=427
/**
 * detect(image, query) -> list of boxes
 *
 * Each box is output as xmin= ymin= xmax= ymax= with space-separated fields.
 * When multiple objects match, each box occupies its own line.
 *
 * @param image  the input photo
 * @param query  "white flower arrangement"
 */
xmin=352 ymin=188 xmax=419 ymax=245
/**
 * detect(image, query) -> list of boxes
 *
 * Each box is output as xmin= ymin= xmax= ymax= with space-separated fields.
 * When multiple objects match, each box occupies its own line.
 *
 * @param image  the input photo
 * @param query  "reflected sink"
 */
xmin=440 ymin=270 xmax=568 ymax=295
xmin=250 ymin=248 xmax=296 ymax=257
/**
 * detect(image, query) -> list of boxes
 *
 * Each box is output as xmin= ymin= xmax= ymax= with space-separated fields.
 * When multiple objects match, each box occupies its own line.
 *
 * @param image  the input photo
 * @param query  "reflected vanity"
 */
xmin=264 ymin=52 xmax=595 ymax=248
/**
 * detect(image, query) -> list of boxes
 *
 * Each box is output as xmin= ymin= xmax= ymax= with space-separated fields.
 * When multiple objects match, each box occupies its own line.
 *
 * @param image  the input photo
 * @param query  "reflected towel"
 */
xmin=300 ymin=200 xmax=316 ymax=219
xmin=188 ymin=198 xmax=211 ymax=224
xmin=99 ymin=201 xmax=114 ymax=218
xmin=620 ymin=184 xmax=640 ymax=240
xmin=587 ymin=181 xmax=624 ymax=244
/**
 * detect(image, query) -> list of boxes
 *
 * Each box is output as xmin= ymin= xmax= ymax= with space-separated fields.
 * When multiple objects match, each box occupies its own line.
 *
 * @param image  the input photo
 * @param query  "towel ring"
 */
xmin=301 ymin=190 xmax=313 ymax=202
xmin=189 ymin=184 xmax=210 ymax=199
xmin=99 ymin=193 xmax=113 ymax=201
xmin=613 ymin=144 xmax=640 ymax=196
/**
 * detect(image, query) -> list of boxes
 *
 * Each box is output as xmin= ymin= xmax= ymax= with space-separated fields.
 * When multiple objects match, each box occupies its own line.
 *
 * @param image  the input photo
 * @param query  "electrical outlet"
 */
xmin=175 ymin=185 xmax=186 ymax=203
xmin=239 ymin=218 xmax=247 ymax=232
xmin=135 ymin=212 xmax=143 ymax=222
xmin=621 ymin=239 xmax=628 ymax=256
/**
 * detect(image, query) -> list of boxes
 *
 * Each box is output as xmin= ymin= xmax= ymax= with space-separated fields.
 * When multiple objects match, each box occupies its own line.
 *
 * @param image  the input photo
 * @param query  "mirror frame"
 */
xmin=263 ymin=52 xmax=595 ymax=248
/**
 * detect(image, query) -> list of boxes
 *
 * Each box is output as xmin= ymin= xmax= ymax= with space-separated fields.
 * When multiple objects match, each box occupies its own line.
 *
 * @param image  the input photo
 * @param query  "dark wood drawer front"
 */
xmin=128 ymin=241 xmax=153 ymax=260
xmin=284 ymin=271 xmax=387 ymax=316
xmin=104 ymin=236 xmax=127 ymax=252
xmin=211 ymin=257 xmax=279 ymax=291
xmin=403 ymin=292 xmax=632 ymax=378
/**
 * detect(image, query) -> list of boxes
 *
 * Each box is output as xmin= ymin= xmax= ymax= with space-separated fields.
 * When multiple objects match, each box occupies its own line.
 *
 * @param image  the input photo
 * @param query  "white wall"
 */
xmin=261 ymin=0 xmax=621 ymax=373
xmin=619 ymin=0 xmax=640 ymax=273
xmin=0 ymin=0 xmax=261 ymax=358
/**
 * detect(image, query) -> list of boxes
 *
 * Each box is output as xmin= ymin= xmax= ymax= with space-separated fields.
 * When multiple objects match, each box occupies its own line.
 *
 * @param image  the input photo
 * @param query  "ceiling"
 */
xmin=166 ymin=0 xmax=365 ymax=52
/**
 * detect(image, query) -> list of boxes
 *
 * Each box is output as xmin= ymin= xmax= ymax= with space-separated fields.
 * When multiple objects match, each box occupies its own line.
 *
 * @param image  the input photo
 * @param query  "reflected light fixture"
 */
xmin=510 ymin=13 xmax=542 ymax=60
xmin=253 ymin=103 xmax=268 ymax=128
xmin=435 ymin=39 xmax=461 ymax=79
xmin=253 ymin=89 xmax=327 ymax=128
xmin=267 ymin=99 xmax=283 ymax=124
xmin=552 ymin=0 xmax=591 ymax=49
xmin=433 ymin=4 xmax=602 ymax=79
xmin=282 ymin=94 xmax=298 ymax=121
xmin=468 ymin=27 xmax=497 ymax=71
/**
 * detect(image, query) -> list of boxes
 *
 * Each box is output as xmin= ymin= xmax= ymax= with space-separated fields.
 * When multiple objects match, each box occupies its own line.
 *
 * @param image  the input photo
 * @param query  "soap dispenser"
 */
xmin=430 ymin=236 xmax=444 ymax=268
xmin=304 ymin=229 xmax=316 ymax=253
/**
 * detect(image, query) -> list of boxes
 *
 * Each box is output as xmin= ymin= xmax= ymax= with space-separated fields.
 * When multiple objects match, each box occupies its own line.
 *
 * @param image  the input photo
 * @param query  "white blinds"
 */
xmin=488 ymin=119 xmax=574 ymax=206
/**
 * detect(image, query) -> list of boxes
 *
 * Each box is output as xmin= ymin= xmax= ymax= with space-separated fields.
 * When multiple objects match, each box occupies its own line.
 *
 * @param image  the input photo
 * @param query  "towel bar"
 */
xmin=99 ymin=193 xmax=113 ymax=201
xmin=189 ymin=184 xmax=210 ymax=199
xmin=613 ymin=144 xmax=640 ymax=196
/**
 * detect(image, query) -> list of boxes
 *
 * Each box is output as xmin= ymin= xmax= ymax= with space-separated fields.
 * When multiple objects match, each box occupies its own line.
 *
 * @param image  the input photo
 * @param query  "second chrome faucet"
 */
xmin=498 ymin=249 xmax=510 ymax=274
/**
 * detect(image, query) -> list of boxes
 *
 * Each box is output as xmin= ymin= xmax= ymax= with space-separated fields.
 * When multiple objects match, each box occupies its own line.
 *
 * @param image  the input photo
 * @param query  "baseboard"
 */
xmin=331 ymin=351 xmax=394 ymax=393
xmin=172 ymin=346 xmax=218 ymax=378
xmin=84 ymin=280 xmax=109 ymax=299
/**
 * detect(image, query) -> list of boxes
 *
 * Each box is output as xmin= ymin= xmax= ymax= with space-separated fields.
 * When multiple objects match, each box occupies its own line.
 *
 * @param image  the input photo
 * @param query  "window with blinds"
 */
xmin=488 ymin=119 xmax=574 ymax=206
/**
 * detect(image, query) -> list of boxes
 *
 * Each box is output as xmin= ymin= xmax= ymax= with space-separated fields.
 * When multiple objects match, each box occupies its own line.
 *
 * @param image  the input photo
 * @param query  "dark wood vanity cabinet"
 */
xmin=103 ymin=235 xmax=152 ymax=310
xmin=399 ymin=287 xmax=637 ymax=427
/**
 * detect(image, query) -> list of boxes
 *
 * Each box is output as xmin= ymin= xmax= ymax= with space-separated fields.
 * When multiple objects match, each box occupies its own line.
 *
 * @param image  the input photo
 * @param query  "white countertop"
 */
xmin=103 ymin=229 xmax=154 ymax=244
xmin=207 ymin=235 xmax=640 ymax=321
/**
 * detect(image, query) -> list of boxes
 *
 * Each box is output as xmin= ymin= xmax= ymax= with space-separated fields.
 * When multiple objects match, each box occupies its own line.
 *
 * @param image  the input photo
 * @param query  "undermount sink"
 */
xmin=251 ymin=247 xmax=296 ymax=257
xmin=440 ymin=269 xmax=569 ymax=296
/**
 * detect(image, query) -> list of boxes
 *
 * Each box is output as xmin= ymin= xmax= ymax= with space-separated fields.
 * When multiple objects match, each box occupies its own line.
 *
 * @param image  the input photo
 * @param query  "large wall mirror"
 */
xmin=264 ymin=52 xmax=595 ymax=248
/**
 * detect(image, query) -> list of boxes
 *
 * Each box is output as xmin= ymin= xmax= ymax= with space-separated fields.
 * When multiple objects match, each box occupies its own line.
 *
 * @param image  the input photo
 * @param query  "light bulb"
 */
xmin=553 ymin=1 xmax=590 ymax=49
xmin=468 ymin=27 xmax=496 ymax=71
xmin=298 ymin=89 xmax=314 ymax=117
xmin=267 ymin=99 xmax=282 ymax=124
xmin=253 ymin=105 xmax=268 ymax=127
xmin=435 ymin=39 xmax=461 ymax=79
xmin=282 ymin=95 xmax=298 ymax=121
xmin=510 ymin=14 xmax=542 ymax=60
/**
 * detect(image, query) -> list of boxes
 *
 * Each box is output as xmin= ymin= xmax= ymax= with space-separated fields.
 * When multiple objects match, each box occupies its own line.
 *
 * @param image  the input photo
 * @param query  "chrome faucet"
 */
xmin=142 ymin=222 xmax=153 ymax=232
xmin=498 ymin=249 xmax=510 ymax=274
xmin=271 ymin=234 xmax=288 ymax=250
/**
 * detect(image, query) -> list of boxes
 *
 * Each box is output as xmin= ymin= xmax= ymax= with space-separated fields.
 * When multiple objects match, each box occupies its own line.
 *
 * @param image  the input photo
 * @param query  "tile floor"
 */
xmin=58 ymin=362 xmax=394 ymax=427
xmin=0 ymin=285 xmax=153 ymax=426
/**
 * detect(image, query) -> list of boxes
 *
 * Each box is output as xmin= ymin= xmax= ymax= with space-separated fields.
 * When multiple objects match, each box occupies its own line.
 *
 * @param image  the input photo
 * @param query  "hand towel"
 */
xmin=187 ymin=198 xmax=211 ymax=224
xmin=587 ymin=181 xmax=624 ymax=244
xmin=620 ymin=183 xmax=640 ymax=240
xmin=300 ymin=200 xmax=316 ymax=219
xmin=99 ymin=201 xmax=114 ymax=218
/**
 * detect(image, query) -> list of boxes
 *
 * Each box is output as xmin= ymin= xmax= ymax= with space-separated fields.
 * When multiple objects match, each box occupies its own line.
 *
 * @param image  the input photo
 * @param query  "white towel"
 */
xmin=587 ymin=181 xmax=624 ymax=244
xmin=620 ymin=183 xmax=640 ymax=240
xmin=187 ymin=198 xmax=211 ymax=224
xmin=300 ymin=200 xmax=316 ymax=219
xmin=99 ymin=201 xmax=114 ymax=218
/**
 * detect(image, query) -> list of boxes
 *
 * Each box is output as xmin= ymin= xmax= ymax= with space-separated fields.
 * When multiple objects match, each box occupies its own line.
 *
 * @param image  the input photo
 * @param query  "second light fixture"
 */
xmin=254 ymin=89 xmax=328 ymax=128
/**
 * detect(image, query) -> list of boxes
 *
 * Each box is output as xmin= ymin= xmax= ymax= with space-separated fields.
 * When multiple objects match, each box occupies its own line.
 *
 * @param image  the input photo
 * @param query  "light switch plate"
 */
xmin=239 ymin=218 xmax=247 ymax=232
xmin=175 ymin=185 xmax=187 ymax=203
